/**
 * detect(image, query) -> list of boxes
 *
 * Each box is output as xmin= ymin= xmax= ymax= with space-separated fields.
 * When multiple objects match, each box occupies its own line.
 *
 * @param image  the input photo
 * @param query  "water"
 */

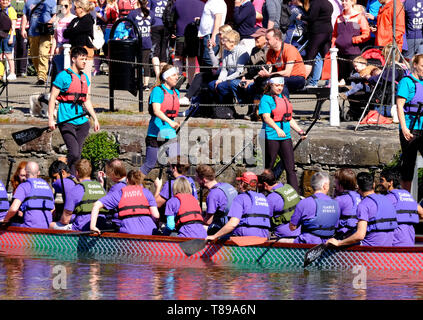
xmin=0 ymin=252 xmax=422 ymax=300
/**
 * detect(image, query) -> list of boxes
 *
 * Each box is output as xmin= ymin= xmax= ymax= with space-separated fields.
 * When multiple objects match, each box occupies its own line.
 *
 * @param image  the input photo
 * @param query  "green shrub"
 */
xmin=81 ymin=131 xmax=119 ymax=172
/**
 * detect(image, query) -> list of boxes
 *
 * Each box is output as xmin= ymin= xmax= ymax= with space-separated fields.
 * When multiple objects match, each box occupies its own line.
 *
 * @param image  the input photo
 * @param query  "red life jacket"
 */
xmin=118 ymin=0 xmax=134 ymax=17
xmin=270 ymin=94 xmax=293 ymax=122
xmin=117 ymin=185 xmax=150 ymax=219
xmin=174 ymin=193 xmax=204 ymax=230
xmin=149 ymin=85 xmax=180 ymax=119
xmin=56 ymin=69 xmax=88 ymax=105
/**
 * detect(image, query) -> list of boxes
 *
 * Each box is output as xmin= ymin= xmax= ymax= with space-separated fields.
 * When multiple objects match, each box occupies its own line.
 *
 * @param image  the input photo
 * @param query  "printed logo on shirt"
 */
xmin=412 ymin=2 xmax=423 ymax=29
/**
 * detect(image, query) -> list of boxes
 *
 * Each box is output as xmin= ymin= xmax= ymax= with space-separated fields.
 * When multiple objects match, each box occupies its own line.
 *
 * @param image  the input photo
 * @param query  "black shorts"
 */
xmin=175 ymin=37 xmax=185 ymax=57
xmin=151 ymin=25 xmax=169 ymax=62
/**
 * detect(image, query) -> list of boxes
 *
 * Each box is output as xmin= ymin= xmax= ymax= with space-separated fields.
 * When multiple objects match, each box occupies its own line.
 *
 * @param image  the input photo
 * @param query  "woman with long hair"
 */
xmin=140 ymin=64 xmax=180 ymax=179
xmin=63 ymin=0 xmax=96 ymax=82
xmin=258 ymin=76 xmax=306 ymax=194
xmin=10 ymin=161 xmax=27 ymax=195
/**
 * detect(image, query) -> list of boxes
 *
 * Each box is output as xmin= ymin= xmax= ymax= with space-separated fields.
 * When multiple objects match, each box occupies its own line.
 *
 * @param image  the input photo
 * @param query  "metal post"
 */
xmin=391 ymin=0 xmax=397 ymax=119
xmin=329 ymin=47 xmax=340 ymax=127
xmin=63 ymin=44 xmax=71 ymax=69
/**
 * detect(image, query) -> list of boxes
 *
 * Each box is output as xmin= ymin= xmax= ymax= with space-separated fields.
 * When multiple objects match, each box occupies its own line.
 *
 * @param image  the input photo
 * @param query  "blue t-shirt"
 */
xmin=150 ymin=0 xmax=168 ymax=27
xmin=23 ymin=0 xmax=57 ymax=37
xmin=126 ymin=8 xmax=155 ymax=49
xmin=147 ymin=84 xmax=180 ymax=140
xmin=396 ymin=75 xmax=423 ymax=131
xmin=53 ymin=68 xmax=91 ymax=126
xmin=258 ymin=94 xmax=292 ymax=140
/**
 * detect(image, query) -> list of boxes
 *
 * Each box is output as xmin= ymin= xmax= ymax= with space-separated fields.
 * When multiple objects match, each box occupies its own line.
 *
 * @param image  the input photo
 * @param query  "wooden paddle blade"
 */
xmin=230 ymin=236 xmax=268 ymax=247
xmin=304 ymin=243 xmax=328 ymax=268
xmin=12 ymin=126 xmax=49 ymax=146
xmin=179 ymin=239 xmax=207 ymax=256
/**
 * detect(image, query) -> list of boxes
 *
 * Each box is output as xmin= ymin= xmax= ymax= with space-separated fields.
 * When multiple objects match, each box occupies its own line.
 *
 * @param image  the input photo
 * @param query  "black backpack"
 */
xmin=279 ymin=1 xmax=292 ymax=33
xmin=0 ymin=8 xmax=11 ymax=39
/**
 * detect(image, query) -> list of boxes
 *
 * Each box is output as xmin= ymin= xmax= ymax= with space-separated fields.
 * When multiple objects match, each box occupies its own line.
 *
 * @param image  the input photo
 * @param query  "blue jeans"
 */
xmin=308 ymin=52 xmax=323 ymax=86
xmin=208 ymin=79 xmax=241 ymax=104
xmin=201 ymin=35 xmax=212 ymax=67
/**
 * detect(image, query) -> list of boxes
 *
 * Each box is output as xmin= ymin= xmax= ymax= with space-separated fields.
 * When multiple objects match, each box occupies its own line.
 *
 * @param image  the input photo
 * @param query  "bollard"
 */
xmin=63 ymin=44 xmax=71 ymax=69
xmin=329 ymin=47 xmax=340 ymax=127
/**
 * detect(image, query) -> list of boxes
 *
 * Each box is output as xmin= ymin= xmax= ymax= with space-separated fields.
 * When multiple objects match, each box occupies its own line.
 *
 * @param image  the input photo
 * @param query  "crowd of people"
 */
xmin=0 ymin=157 xmax=422 ymax=249
xmin=0 ymin=0 xmax=423 ymax=248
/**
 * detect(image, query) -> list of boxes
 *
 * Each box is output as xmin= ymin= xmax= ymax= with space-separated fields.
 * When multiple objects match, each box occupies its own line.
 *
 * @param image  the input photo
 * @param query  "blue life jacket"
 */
xmin=0 ymin=180 xmax=9 ymax=216
xmin=366 ymin=193 xmax=398 ymax=232
xmin=302 ymin=195 xmax=340 ymax=237
xmin=238 ymin=191 xmax=271 ymax=230
xmin=20 ymin=178 xmax=55 ymax=225
xmin=337 ymin=190 xmax=361 ymax=230
xmin=404 ymin=76 xmax=423 ymax=115
xmin=389 ymin=189 xmax=420 ymax=225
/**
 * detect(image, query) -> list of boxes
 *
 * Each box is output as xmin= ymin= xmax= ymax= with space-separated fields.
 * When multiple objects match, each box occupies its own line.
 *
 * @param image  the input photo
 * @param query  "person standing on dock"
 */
xmin=50 ymin=159 xmax=108 ymax=231
xmin=90 ymin=170 xmax=160 ymax=235
xmin=164 ymin=177 xmax=207 ymax=238
xmin=206 ymin=172 xmax=271 ymax=241
xmin=289 ymin=171 xmax=340 ymax=244
xmin=258 ymin=169 xmax=301 ymax=241
xmin=326 ymin=172 xmax=398 ymax=247
xmin=379 ymin=168 xmax=423 ymax=247
xmin=2 ymin=162 xmax=54 ymax=229
xmin=195 ymin=164 xmax=238 ymax=235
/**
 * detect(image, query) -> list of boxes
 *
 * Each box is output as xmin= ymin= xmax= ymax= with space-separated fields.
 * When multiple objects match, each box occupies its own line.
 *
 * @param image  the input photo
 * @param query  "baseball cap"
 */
xmin=236 ymin=172 xmax=258 ymax=184
xmin=251 ymin=28 xmax=266 ymax=38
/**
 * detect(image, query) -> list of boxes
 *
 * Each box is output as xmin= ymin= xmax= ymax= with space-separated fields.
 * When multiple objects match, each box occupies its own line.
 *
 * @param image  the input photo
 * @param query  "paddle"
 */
xmin=65 ymin=229 xmax=115 ymax=236
xmin=303 ymin=243 xmax=330 ymax=268
xmin=11 ymin=112 xmax=89 ymax=146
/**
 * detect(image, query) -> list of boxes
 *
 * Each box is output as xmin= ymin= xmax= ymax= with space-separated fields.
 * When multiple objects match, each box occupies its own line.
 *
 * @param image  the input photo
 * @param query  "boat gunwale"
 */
xmin=1 ymin=226 xmax=423 ymax=254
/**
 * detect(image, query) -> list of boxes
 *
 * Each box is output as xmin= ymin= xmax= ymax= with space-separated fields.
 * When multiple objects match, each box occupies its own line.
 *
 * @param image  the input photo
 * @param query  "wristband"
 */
xmin=299 ymin=130 xmax=305 ymax=136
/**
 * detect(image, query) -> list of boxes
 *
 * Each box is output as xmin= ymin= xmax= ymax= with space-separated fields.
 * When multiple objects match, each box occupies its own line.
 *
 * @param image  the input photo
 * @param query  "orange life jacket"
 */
xmin=56 ymin=69 xmax=88 ymax=105
xmin=270 ymin=94 xmax=293 ymax=122
xmin=117 ymin=185 xmax=150 ymax=219
xmin=149 ymin=85 xmax=180 ymax=119
xmin=174 ymin=193 xmax=204 ymax=230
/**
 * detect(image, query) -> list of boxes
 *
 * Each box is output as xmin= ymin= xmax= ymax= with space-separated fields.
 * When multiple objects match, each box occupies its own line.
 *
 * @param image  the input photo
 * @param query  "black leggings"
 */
xmin=58 ymin=121 xmax=90 ymax=175
xmin=141 ymin=49 xmax=151 ymax=77
xmin=304 ymin=32 xmax=332 ymax=66
xmin=265 ymin=138 xmax=299 ymax=193
xmin=399 ymin=129 xmax=423 ymax=182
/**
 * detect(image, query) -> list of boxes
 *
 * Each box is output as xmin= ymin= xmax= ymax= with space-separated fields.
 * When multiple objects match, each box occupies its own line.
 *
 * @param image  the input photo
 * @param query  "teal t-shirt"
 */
xmin=53 ymin=69 xmax=90 ymax=126
xmin=258 ymin=94 xmax=292 ymax=140
xmin=147 ymin=85 xmax=180 ymax=140
xmin=397 ymin=75 xmax=423 ymax=131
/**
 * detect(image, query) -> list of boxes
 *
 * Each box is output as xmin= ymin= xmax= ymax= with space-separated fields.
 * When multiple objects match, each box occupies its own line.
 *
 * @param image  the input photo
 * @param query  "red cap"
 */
xmin=236 ymin=172 xmax=258 ymax=184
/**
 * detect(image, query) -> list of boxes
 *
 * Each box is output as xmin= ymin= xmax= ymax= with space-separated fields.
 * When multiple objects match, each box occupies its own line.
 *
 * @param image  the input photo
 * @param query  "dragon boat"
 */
xmin=0 ymin=226 xmax=422 ymax=271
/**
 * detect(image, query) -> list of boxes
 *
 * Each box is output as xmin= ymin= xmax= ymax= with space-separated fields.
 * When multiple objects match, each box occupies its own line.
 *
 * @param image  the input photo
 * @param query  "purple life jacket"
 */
xmin=302 ymin=195 xmax=340 ymax=237
xmin=0 ymin=180 xmax=9 ymax=219
xmin=338 ymin=190 xmax=361 ymax=230
xmin=238 ymin=191 xmax=271 ymax=231
xmin=366 ymin=193 xmax=398 ymax=232
xmin=404 ymin=76 xmax=423 ymax=115
xmin=212 ymin=182 xmax=238 ymax=218
xmin=389 ymin=189 xmax=419 ymax=224
xmin=20 ymin=178 xmax=55 ymax=226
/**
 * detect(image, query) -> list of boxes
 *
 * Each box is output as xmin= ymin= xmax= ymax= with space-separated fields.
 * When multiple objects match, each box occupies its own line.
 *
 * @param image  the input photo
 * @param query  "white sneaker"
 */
xmin=179 ymin=96 xmax=191 ymax=105
xmin=7 ymin=73 xmax=17 ymax=81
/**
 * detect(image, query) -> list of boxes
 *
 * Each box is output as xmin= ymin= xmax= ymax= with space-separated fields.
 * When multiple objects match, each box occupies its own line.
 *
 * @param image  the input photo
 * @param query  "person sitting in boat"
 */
xmin=379 ymin=168 xmax=423 ymax=247
xmin=333 ymin=168 xmax=362 ymax=240
xmin=258 ymin=169 xmax=301 ymax=241
xmin=326 ymin=172 xmax=398 ymax=247
xmin=289 ymin=171 xmax=340 ymax=244
xmin=10 ymin=161 xmax=27 ymax=195
xmin=0 ymin=178 xmax=9 ymax=221
xmin=206 ymin=172 xmax=271 ymax=242
xmin=154 ymin=156 xmax=198 ymax=209
xmin=48 ymin=159 xmax=78 ymax=222
xmin=50 ymin=159 xmax=109 ymax=231
xmin=195 ymin=164 xmax=238 ymax=235
xmin=90 ymin=170 xmax=160 ymax=235
xmin=2 ymin=161 xmax=54 ymax=229
xmin=164 ymin=177 xmax=207 ymax=238
xmin=97 ymin=158 xmax=128 ymax=231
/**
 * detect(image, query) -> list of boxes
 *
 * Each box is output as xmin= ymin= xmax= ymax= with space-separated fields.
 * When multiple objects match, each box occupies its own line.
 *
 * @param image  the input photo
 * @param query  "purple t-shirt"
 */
xmin=356 ymin=196 xmax=394 ymax=246
xmin=291 ymin=193 xmax=334 ymax=244
xmin=151 ymin=0 xmax=167 ymax=27
xmin=334 ymin=192 xmax=359 ymax=236
xmin=52 ymin=176 xmax=77 ymax=197
xmin=385 ymin=192 xmax=415 ymax=247
xmin=173 ymin=0 xmax=205 ymax=37
xmin=206 ymin=182 xmax=228 ymax=214
xmin=165 ymin=196 xmax=207 ymax=238
xmin=267 ymin=183 xmax=301 ymax=238
xmin=13 ymin=180 xmax=53 ymax=229
xmin=404 ymin=0 xmax=423 ymax=39
xmin=65 ymin=179 xmax=106 ymax=231
xmin=227 ymin=193 xmax=270 ymax=238
xmin=100 ymin=185 xmax=158 ymax=235
xmin=160 ymin=175 xmax=198 ymax=200
xmin=127 ymin=8 xmax=155 ymax=49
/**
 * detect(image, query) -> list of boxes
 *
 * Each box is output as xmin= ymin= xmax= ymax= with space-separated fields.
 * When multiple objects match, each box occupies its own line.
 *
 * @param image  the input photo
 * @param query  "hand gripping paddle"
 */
xmin=12 ymin=113 xmax=89 ymax=146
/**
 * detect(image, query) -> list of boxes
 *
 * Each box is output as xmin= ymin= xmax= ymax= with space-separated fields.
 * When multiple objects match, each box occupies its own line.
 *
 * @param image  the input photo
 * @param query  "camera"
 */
xmin=240 ymin=81 xmax=247 ymax=87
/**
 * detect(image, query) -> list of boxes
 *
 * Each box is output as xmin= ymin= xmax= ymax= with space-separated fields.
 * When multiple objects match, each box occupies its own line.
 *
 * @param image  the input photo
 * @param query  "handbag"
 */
xmin=90 ymin=23 xmax=105 ymax=50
